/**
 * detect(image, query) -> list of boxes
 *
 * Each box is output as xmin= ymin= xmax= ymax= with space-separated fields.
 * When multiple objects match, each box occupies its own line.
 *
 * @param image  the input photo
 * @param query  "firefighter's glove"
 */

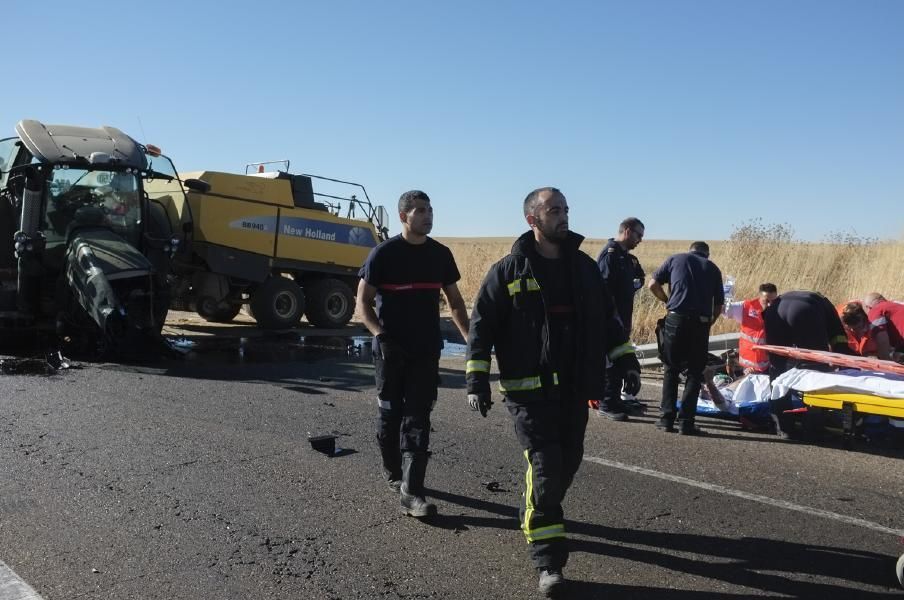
xmin=468 ymin=393 xmax=493 ymax=417
xmin=375 ymin=333 xmax=404 ymax=362
xmin=614 ymin=353 xmax=642 ymax=396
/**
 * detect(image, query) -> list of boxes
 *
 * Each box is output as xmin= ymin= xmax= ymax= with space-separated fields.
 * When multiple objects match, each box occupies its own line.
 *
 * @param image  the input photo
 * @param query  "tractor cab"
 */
xmin=0 ymin=120 xmax=185 ymax=355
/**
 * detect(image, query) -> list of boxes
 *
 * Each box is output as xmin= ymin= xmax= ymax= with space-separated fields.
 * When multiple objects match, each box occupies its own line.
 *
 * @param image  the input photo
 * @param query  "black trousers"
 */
xmin=374 ymin=350 xmax=439 ymax=480
xmin=763 ymin=292 xmax=835 ymax=378
xmin=600 ymin=366 xmax=625 ymax=412
xmin=659 ymin=312 xmax=711 ymax=427
xmin=505 ymin=389 xmax=589 ymax=571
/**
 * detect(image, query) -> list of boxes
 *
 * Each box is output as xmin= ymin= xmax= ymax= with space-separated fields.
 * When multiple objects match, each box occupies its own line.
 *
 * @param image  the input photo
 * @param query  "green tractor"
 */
xmin=0 ymin=120 xmax=193 ymax=356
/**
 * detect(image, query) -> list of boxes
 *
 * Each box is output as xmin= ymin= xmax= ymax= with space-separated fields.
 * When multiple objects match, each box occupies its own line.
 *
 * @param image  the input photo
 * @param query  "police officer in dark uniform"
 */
xmin=648 ymin=241 xmax=724 ymax=435
xmin=356 ymin=190 xmax=469 ymax=518
xmin=596 ymin=217 xmax=646 ymax=420
xmin=465 ymin=187 xmax=640 ymax=597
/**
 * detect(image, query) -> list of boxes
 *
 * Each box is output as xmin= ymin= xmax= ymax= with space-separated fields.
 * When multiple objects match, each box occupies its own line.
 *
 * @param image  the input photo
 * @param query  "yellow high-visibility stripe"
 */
xmin=466 ymin=359 xmax=490 ymax=373
xmin=831 ymin=335 xmax=850 ymax=345
xmin=499 ymin=376 xmax=542 ymax=392
xmin=524 ymin=524 xmax=566 ymax=542
xmin=499 ymin=373 xmax=559 ymax=393
xmin=523 ymin=449 xmax=534 ymax=540
xmin=507 ymin=278 xmax=541 ymax=296
xmin=521 ymin=450 xmax=566 ymax=543
xmin=608 ymin=343 xmax=636 ymax=360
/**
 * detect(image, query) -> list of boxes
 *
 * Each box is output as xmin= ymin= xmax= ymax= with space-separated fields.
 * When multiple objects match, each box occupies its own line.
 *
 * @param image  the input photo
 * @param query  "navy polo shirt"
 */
xmin=652 ymin=250 xmax=724 ymax=318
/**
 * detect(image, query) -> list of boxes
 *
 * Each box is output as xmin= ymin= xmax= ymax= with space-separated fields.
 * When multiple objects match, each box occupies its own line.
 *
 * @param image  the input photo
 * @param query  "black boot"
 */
xmin=377 ymin=435 xmax=402 ymax=492
xmin=379 ymin=441 xmax=402 ymax=491
xmin=400 ymin=451 xmax=436 ymax=518
xmin=538 ymin=569 xmax=567 ymax=597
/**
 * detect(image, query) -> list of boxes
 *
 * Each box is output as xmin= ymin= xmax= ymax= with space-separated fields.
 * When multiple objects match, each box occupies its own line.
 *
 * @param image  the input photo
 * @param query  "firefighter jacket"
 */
xmin=597 ymin=238 xmax=645 ymax=333
xmin=466 ymin=231 xmax=634 ymax=402
xmin=738 ymin=298 xmax=769 ymax=372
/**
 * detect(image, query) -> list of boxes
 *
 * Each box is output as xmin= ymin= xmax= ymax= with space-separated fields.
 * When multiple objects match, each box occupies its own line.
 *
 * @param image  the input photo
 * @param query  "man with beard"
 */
xmin=465 ymin=187 xmax=639 ymax=597
xmin=596 ymin=217 xmax=646 ymax=420
xmin=356 ymin=190 xmax=469 ymax=517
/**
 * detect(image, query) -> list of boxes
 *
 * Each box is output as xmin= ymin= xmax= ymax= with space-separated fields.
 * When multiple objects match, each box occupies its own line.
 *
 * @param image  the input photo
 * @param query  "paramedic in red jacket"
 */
xmin=724 ymin=283 xmax=777 ymax=373
xmin=836 ymin=301 xmax=878 ymax=356
xmin=861 ymin=293 xmax=904 ymax=361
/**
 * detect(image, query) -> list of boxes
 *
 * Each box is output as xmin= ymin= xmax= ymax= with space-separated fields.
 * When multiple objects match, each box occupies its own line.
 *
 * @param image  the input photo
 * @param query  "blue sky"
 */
xmin=4 ymin=1 xmax=902 ymax=241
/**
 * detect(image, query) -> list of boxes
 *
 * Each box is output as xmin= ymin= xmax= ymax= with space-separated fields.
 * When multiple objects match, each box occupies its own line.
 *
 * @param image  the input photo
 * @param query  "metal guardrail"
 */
xmin=637 ymin=333 xmax=740 ymax=367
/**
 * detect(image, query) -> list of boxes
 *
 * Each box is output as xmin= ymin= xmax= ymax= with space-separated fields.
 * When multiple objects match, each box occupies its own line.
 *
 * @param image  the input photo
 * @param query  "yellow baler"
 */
xmin=161 ymin=168 xmax=388 ymax=329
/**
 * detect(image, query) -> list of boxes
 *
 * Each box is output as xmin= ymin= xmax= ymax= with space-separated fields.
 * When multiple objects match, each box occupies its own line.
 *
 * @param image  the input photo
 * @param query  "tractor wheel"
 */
xmin=250 ymin=277 xmax=305 ymax=329
xmin=196 ymin=296 xmax=241 ymax=323
xmin=305 ymin=278 xmax=355 ymax=328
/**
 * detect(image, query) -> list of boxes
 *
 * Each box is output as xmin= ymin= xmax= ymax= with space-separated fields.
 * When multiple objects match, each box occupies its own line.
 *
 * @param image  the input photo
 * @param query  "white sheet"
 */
xmin=770 ymin=368 xmax=904 ymax=400
xmin=697 ymin=374 xmax=772 ymax=415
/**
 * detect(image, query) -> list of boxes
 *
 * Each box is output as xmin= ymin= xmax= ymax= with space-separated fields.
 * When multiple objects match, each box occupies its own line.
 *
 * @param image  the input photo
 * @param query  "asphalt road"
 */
xmin=1 ymin=336 xmax=903 ymax=599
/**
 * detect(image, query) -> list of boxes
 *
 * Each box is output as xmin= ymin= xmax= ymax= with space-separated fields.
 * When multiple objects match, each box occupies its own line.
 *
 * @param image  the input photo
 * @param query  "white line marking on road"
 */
xmin=584 ymin=455 xmax=904 ymax=538
xmin=0 ymin=560 xmax=44 ymax=600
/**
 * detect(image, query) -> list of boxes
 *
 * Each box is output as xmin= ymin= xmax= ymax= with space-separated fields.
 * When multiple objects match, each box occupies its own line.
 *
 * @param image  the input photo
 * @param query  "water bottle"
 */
xmin=723 ymin=275 xmax=736 ymax=305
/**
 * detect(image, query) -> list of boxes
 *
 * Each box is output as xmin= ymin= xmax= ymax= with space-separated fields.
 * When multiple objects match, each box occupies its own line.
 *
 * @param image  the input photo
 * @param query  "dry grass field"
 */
xmin=438 ymin=232 xmax=904 ymax=344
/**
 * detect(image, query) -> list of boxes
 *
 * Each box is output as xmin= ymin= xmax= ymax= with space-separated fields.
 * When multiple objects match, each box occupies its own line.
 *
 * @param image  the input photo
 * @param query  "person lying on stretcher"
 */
xmin=694 ymin=365 xmax=773 ymax=429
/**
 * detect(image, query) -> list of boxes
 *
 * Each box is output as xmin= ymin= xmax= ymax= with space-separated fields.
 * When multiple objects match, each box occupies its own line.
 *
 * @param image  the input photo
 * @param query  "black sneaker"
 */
xmin=598 ymin=409 xmax=628 ymax=422
xmin=656 ymin=421 xmax=675 ymax=433
xmin=538 ymin=569 xmax=566 ymax=597
xmin=679 ymin=425 xmax=707 ymax=436
xmin=623 ymin=399 xmax=646 ymax=416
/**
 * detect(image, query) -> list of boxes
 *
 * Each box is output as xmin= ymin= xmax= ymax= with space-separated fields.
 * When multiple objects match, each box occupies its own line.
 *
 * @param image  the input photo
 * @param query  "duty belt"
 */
xmin=668 ymin=311 xmax=713 ymax=324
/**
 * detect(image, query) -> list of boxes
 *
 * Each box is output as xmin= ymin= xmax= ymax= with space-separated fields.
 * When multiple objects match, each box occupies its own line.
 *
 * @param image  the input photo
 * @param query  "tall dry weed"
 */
xmin=439 ymin=224 xmax=903 ymax=344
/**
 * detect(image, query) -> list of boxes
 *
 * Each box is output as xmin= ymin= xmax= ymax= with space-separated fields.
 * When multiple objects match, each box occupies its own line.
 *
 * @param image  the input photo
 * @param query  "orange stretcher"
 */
xmin=753 ymin=344 xmax=904 ymax=376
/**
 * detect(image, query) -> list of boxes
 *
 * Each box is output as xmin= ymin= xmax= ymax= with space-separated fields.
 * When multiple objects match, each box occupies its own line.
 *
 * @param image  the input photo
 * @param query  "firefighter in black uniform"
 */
xmin=356 ymin=190 xmax=469 ymax=518
xmin=465 ymin=187 xmax=640 ymax=597
xmin=596 ymin=217 xmax=646 ymax=420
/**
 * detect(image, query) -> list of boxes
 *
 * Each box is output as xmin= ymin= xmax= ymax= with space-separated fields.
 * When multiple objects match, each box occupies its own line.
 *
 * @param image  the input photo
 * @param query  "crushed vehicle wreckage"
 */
xmin=0 ymin=120 xmax=198 ymax=358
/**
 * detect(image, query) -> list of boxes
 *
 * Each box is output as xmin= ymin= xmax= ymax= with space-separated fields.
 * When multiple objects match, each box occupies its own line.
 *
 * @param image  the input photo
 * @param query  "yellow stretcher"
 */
xmin=803 ymin=392 xmax=904 ymax=419
xmin=803 ymin=391 xmax=904 ymax=448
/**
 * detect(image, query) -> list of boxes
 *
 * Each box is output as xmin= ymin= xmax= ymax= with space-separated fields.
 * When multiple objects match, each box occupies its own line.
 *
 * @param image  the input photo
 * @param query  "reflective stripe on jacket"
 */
xmin=465 ymin=231 xmax=631 ymax=402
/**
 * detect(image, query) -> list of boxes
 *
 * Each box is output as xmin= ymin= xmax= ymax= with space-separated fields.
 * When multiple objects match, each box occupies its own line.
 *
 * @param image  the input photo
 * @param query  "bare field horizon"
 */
xmin=436 ymin=235 xmax=904 ymax=345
